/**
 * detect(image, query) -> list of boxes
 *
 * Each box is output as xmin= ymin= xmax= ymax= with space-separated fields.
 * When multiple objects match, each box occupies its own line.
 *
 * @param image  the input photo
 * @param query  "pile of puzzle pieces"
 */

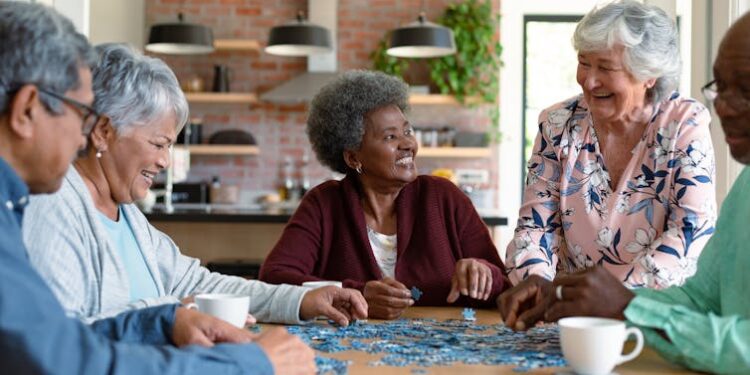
xmin=287 ymin=317 xmax=567 ymax=375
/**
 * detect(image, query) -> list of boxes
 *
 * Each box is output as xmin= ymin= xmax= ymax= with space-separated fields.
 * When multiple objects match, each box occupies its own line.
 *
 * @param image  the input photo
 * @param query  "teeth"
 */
xmin=141 ymin=171 xmax=154 ymax=179
xmin=396 ymin=156 xmax=413 ymax=165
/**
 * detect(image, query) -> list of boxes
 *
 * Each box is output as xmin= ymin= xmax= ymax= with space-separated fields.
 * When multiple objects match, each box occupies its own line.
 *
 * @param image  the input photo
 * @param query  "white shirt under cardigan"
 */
xmin=22 ymin=167 xmax=308 ymax=324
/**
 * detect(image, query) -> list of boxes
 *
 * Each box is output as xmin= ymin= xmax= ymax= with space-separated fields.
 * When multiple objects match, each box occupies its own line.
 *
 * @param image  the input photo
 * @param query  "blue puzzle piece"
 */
xmin=461 ymin=308 xmax=476 ymax=321
xmin=410 ymin=286 xmax=423 ymax=301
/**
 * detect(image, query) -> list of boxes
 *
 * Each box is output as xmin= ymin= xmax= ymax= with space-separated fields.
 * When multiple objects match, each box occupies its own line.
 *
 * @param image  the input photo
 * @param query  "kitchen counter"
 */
xmin=144 ymin=204 xmax=508 ymax=227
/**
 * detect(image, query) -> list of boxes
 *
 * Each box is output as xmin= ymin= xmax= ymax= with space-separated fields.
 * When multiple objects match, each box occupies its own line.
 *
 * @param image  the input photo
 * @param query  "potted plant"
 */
xmin=371 ymin=0 xmax=502 ymax=140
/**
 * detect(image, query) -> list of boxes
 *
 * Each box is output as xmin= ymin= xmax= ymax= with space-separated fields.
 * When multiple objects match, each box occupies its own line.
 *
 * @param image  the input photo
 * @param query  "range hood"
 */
xmin=261 ymin=0 xmax=339 ymax=103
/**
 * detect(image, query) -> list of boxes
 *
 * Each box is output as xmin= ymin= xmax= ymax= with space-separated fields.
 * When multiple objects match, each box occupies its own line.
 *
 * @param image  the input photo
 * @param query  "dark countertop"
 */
xmin=144 ymin=205 xmax=508 ymax=227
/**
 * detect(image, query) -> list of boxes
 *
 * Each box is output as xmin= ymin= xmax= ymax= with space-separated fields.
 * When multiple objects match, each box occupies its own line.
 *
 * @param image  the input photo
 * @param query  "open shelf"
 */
xmin=409 ymin=94 xmax=483 ymax=106
xmin=418 ymin=147 xmax=491 ymax=158
xmin=179 ymin=145 xmax=260 ymax=156
xmin=184 ymin=92 xmax=258 ymax=105
xmin=214 ymin=39 xmax=261 ymax=52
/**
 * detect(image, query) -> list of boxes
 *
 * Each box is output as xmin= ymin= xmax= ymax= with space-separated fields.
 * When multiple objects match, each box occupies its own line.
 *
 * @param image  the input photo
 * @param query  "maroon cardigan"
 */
xmin=259 ymin=174 xmax=510 ymax=307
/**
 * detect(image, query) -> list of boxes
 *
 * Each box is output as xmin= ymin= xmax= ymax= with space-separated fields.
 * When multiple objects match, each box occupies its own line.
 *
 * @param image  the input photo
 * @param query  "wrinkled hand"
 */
xmin=447 ymin=258 xmax=493 ymax=303
xmin=256 ymin=327 xmax=316 ymax=375
xmin=172 ymin=306 xmax=254 ymax=347
xmin=496 ymin=275 xmax=552 ymax=331
xmin=363 ymin=277 xmax=413 ymax=319
xmin=545 ymin=266 xmax=634 ymax=322
xmin=299 ymin=286 xmax=368 ymax=325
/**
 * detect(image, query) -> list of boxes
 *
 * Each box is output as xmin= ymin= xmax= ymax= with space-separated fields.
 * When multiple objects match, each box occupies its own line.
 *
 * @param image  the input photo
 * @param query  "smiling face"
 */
xmin=28 ymin=67 xmax=91 ymax=193
xmin=348 ymin=105 xmax=418 ymax=189
xmin=713 ymin=15 xmax=750 ymax=164
xmin=576 ymin=46 xmax=654 ymax=125
xmin=100 ymin=110 xmax=177 ymax=203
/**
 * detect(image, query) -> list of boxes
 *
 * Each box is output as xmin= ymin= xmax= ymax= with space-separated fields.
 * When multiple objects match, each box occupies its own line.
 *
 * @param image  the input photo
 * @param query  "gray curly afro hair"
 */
xmin=306 ymin=70 xmax=409 ymax=174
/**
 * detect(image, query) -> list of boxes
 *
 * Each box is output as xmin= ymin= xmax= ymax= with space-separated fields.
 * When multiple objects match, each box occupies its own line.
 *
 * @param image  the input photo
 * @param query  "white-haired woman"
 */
xmin=22 ymin=43 xmax=366 ymax=330
xmin=500 ymin=0 xmax=716 ymax=330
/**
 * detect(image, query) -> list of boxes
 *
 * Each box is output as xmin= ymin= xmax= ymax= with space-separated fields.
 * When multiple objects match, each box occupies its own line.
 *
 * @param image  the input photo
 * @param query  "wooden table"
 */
xmin=273 ymin=307 xmax=700 ymax=375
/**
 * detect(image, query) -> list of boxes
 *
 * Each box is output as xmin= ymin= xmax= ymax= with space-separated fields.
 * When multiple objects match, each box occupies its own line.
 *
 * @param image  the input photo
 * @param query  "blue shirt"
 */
xmin=0 ymin=157 xmax=272 ymax=374
xmin=98 ymin=207 xmax=159 ymax=301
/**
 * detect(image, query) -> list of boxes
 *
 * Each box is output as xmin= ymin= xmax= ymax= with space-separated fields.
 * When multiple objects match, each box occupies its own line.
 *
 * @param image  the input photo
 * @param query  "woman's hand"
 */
xmin=299 ymin=286 xmax=368 ymax=326
xmin=363 ymin=277 xmax=413 ymax=319
xmin=496 ymin=275 xmax=553 ymax=331
xmin=447 ymin=258 xmax=493 ymax=303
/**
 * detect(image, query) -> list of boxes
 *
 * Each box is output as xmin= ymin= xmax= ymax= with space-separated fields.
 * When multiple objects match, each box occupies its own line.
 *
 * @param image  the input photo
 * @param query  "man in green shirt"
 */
xmin=499 ymin=11 xmax=750 ymax=374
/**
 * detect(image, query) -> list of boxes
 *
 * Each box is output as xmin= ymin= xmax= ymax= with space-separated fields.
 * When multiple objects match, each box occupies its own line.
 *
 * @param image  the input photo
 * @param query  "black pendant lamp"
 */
xmin=265 ymin=11 xmax=332 ymax=57
xmin=145 ymin=13 xmax=214 ymax=55
xmin=387 ymin=12 xmax=456 ymax=58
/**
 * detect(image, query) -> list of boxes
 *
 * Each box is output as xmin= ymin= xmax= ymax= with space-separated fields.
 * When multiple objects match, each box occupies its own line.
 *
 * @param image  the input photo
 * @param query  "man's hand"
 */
xmin=363 ymin=277 xmax=413 ymax=319
xmin=256 ymin=327 xmax=316 ymax=375
xmin=447 ymin=258 xmax=494 ymax=303
xmin=171 ymin=307 xmax=254 ymax=347
xmin=496 ymin=275 xmax=552 ymax=331
xmin=545 ymin=266 xmax=634 ymax=322
xmin=299 ymin=286 xmax=368 ymax=325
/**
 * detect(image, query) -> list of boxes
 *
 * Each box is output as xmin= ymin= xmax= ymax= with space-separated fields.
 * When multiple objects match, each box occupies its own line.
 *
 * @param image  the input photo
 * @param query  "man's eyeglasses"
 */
xmin=701 ymin=79 xmax=750 ymax=113
xmin=37 ymin=87 xmax=101 ymax=135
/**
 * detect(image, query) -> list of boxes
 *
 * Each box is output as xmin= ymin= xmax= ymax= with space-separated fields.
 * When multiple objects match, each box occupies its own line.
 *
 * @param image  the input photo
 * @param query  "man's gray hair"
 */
xmin=92 ymin=43 xmax=188 ymax=134
xmin=573 ymin=0 xmax=681 ymax=105
xmin=307 ymin=70 xmax=410 ymax=174
xmin=0 ymin=2 xmax=94 ymax=115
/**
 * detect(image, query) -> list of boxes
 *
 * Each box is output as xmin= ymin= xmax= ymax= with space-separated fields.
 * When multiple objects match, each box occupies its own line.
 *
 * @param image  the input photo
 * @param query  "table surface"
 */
xmin=269 ymin=307 xmax=699 ymax=375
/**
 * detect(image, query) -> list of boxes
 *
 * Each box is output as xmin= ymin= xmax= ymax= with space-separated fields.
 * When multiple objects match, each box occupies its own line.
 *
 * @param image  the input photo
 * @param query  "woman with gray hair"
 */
xmin=499 ymin=0 xmax=716 ymax=330
xmin=260 ymin=70 xmax=510 ymax=319
xmin=22 ymin=43 xmax=367 ymax=332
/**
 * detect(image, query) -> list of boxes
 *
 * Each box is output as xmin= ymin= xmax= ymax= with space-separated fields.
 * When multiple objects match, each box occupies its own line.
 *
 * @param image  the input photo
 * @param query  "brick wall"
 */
xmin=146 ymin=0 xmax=500 ymax=207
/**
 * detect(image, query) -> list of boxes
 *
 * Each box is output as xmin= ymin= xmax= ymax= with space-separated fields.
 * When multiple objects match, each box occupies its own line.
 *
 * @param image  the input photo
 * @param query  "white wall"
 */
xmin=89 ymin=0 xmax=145 ymax=48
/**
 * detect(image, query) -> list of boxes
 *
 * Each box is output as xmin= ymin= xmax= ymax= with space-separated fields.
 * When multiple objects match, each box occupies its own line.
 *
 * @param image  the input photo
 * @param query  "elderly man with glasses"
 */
xmin=499 ymin=11 xmax=750 ymax=374
xmin=0 ymin=2 xmax=316 ymax=374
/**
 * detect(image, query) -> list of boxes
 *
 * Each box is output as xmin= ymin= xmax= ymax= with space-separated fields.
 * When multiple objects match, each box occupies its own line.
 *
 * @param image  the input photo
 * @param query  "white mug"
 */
xmin=302 ymin=280 xmax=343 ymax=289
xmin=185 ymin=293 xmax=250 ymax=328
xmin=559 ymin=317 xmax=644 ymax=375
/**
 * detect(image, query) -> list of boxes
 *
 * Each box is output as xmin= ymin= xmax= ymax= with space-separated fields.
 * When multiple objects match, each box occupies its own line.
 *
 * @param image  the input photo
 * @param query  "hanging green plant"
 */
xmin=371 ymin=0 xmax=502 ymax=141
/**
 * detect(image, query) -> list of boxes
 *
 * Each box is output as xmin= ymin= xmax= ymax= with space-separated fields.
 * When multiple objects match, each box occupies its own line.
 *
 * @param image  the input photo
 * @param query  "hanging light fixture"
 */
xmin=145 ymin=13 xmax=214 ymax=55
xmin=387 ymin=9 xmax=456 ymax=58
xmin=265 ymin=11 xmax=332 ymax=57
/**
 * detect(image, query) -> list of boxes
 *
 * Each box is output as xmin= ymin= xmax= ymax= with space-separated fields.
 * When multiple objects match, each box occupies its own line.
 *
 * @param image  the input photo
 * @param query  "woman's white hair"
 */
xmin=573 ymin=0 xmax=681 ymax=105
xmin=91 ymin=43 xmax=188 ymax=134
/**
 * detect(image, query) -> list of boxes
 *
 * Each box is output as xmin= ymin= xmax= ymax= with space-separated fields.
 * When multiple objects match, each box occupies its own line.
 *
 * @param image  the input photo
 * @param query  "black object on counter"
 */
xmin=154 ymin=182 xmax=208 ymax=204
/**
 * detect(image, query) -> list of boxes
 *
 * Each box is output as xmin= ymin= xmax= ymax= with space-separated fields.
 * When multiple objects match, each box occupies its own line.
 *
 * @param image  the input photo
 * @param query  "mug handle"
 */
xmin=184 ymin=302 xmax=199 ymax=311
xmin=617 ymin=327 xmax=644 ymax=364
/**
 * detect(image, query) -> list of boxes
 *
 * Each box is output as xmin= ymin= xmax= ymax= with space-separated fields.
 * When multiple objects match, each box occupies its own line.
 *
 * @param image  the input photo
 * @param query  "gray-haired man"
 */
xmin=0 ymin=2 xmax=314 ymax=374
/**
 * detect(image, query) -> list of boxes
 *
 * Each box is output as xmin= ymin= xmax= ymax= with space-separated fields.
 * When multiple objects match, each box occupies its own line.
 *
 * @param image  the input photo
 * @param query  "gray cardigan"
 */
xmin=22 ymin=167 xmax=307 ymax=324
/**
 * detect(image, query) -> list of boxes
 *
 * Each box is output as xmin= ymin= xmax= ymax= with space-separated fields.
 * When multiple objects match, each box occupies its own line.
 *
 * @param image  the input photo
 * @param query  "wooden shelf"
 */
xmin=409 ymin=94 xmax=483 ymax=106
xmin=184 ymin=92 xmax=258 ymax=105
xmin=418 ymin=147 xmax=491 ymax=158
xmin=213 ymin=39 xmax=261 ymax=52
xmin=178 ymin=145 xmax=260 ymax=156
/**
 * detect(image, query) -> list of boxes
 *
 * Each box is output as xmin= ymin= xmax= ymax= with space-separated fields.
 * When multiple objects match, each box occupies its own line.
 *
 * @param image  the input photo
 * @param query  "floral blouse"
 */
xmin=506 ymin=93 xmax=716 ymax=289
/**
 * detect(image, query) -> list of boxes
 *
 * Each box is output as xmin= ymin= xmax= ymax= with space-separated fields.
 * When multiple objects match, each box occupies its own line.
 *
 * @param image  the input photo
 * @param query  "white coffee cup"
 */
xmin=559 ymin=317 xmax=644 ymax=375
xmin=185 ymin=294 xmax=250 ymax=328
xmin=302 ymin=280 xmax=343 ymax=289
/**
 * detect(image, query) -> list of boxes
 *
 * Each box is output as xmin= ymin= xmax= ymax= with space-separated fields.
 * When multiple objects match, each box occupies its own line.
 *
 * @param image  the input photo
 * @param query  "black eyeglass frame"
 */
xmin=37 ymin=87 xmax=101 ymax=135
xmin=701 ymin=79 xmax=750 ymax=113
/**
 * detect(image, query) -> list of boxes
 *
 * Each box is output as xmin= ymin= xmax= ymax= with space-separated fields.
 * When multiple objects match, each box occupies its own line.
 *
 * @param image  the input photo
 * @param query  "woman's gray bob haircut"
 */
xmin=573 ymin=0 xmax=681 ymax=105
xmin=307 ymin=70 xmax=410 ymax=174
xmin=91 ymin=43 xmax=188 ymax=134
